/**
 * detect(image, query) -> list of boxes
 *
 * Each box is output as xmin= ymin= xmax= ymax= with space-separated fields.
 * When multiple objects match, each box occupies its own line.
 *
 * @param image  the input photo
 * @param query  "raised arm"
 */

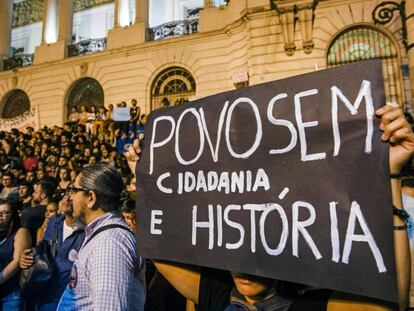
xmin=154 ymin=261 xmax=201 ymax=304
xmin=377 ymin=105 xmax=414 ymax=309
xmin=125 ymin=139 xmax=202 ymax=303
xmin=328 ymin=106 xmax=413 ymax=311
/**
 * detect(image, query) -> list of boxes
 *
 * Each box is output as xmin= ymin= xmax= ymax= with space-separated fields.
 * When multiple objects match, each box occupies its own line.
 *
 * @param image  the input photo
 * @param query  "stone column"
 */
xmin=108 ymin=0 xmax=148 ymax=48
xmin=204 ymin=0 xmax=214 ymax=8
xmin=57 ymin=0 xmax=73 ymax=43
xmin=297 ymin=3 xmax=314 ymax=54
xmin=279 ymin=8 xmax=296 ymax=56
xmin=114 ymin=0 xmax=120 ymax=27
xmin=42 ymin=0 xmax=59 ymax=44
xmin=0 ymin=0 xmax=13 ymax=69
xmin=135 ymin=0 xmax=149 ymax=24
xmin=406 ymin=0 xmax=414 ymax=108
xmin=34 ymin=0 xmax=67 ymax=64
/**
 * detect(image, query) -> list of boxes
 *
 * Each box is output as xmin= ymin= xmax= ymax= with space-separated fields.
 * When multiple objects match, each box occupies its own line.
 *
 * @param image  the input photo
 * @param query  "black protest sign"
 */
xmin=136 ymin=59 xmax=397 ymax=302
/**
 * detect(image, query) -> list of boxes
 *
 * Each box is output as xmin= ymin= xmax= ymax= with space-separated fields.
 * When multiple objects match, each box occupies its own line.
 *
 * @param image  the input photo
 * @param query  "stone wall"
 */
xmin=0 ymin=0 xmax=411 ymax=127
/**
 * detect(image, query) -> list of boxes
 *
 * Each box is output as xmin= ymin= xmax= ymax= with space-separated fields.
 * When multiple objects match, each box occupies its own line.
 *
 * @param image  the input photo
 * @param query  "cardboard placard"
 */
xmin=136 ymin=60 xmax=397 ymax=302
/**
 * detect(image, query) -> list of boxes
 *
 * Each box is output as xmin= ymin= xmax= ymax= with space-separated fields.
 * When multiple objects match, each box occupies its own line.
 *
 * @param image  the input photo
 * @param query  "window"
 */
xmin=151 ymin=67 xmax=196 ymax=110
xmin=67 ymin=78 xmax=104 ymax=116
xmin=1 ymin=90 xmax=30 ymax=119
xmin=327 ymin=26 xmax=402 ymax=106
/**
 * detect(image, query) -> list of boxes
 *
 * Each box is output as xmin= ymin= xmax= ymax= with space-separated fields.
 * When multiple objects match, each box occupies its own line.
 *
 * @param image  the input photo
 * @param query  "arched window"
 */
xmin=151 ymin=66 xmax=196 ymax=110
xmin=327 ymin=26 xmax=402 ymax=106
xmin=67 ymin=78 xmax=104 ymax=116
xmin=0 ymin=89 xmax=30 ymax=119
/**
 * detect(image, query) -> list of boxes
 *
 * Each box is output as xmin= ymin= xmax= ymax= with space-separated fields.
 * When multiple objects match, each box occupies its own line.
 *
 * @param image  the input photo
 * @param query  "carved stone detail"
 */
xmin=279 ymin=9 xmax=296 ymax=56
xmin=273 ymin=0 xmax=317 ymax=55
xmin=80 ymin=63 xmax=89 ymax=76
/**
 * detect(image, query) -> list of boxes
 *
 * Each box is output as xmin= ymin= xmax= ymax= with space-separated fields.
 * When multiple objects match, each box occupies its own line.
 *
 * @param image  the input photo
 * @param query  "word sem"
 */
xmin=149 ymin=80 xmax=374 ymax=175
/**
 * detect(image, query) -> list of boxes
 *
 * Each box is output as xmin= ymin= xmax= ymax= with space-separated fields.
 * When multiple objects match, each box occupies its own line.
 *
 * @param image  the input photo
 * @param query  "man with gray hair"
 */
xmin=57 ymin=163 xmax=145 ymax=310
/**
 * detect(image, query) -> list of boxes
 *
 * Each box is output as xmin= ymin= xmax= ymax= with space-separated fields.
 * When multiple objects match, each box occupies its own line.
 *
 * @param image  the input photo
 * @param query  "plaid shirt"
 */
xmin=58 ymin=213 xmax=145 ymax=310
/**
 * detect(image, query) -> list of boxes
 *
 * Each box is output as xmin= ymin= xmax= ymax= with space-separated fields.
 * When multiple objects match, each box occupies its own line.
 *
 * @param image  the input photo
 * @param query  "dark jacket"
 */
xmin=42 ymin=214 xmax=85 ymax=302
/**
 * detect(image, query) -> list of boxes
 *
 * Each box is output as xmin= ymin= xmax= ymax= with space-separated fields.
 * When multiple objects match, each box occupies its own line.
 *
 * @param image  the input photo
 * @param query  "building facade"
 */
xmin=0 ymin=0 xmax=413 ymax=127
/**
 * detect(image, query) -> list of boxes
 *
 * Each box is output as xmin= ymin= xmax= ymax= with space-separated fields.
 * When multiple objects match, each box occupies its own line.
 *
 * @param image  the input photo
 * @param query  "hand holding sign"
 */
xmin=125 ymin=138 xmax=142 ymax=175
xmin=376 ymin=106 xmax=414 ymax=175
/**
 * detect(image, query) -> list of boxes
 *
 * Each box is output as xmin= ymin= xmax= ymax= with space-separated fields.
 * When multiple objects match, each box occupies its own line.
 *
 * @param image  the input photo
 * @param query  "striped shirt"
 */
xmin=58 ymin=213 xmax=145 ymax=310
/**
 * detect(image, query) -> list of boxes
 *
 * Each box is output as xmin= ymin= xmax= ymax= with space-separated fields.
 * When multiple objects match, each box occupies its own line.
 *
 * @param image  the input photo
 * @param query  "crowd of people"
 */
xmin=0 ymin=101 xmax=413 ymax=311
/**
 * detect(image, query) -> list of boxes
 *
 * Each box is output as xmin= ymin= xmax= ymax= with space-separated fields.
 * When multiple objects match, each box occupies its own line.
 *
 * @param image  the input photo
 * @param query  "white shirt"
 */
xmin=63 ymin=219 xmax=74 ymax=242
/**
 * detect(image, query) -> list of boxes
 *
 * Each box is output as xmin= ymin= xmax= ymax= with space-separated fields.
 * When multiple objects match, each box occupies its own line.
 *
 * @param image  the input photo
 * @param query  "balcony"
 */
xmin=149 ymin=8 xmax=201 ymax=41
xmin=3 ymin=54 xmax=34 ymax=71
xmin=149 ymin=18 xmax=199 ymax=41
xmin=67 ymin=38 xmax=107 ymax=57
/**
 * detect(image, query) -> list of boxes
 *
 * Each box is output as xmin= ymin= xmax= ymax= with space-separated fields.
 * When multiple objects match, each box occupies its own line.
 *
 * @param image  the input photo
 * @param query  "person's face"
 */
xmin=59 ymin=169 xmax=69 ymax=181
xmin=18 ymin=185 xmax=29 ymax=199
xmin=46 ymin=166 xmax=56 ymax=176
xmin=0 ymin=204 xmax=12 ymax=229
xmin=45 ymin=203 xmax=58 ymax=219
xmin=10 ymin=169 xmax=20 ymax=178
xmin=127 ymin=177 xmax=136 ymax=193
xmin=48 ymin=155 xmax=57 ymax=165
xmin=81 ymin=105 xmax=86 ymax=112
xmin=122 ymin=211 xmax=136 ymax=232
xmin=69 ymin=174 xmax=90 ymax=221
xmin=102 ymin=149 xmax=108 ymax=158
xmin=141 ymin=115 xmax=147 ymax=125
xmin=84 ymin=148 xmax=91 ymax=157
xmin=59 ymin=193 xmax=73 ymax=215
xmin=231 ymin=273 xmax=275 ymax=302
xmin=32 ymin=184 xmax=45 ymax=204
xmin=61 ymin=136 xmax=67 ymax=143
xmin=2 ymin=175 xmax=12 ymax=188
xmin=26 ymin=172 xmax=35 ymax=182
xmin=89 ymin=156 xmax=97 ymax=165
xmin=58 ymin=157 xmax=67 ymax=167
xmin=63 ymin=147 xmax=71 ymax=157
xmin=36 ymin=170 xmax=45 ymax=181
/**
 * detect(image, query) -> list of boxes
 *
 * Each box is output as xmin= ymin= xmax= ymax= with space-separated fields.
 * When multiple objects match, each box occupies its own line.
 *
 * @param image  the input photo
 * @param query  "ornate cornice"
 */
xmin=12 ymin=0 xmax=114 ymax=28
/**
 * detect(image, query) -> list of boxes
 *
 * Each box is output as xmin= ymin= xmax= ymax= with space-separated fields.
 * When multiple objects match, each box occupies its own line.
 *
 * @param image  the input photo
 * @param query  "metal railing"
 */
xmin=67 ymin=37 xmax=107 ymax=57
xmin=149 ymin=18 xmax=199 ymax=41
xmin=3 ymin=54 xmax=34 ymax=71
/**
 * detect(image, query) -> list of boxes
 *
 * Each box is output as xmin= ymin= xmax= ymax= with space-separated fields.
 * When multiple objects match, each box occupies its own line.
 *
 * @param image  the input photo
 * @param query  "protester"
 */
xmin=20 ymin=180 xmax=57 ymax=245
xmin=18 ymin=180 xmax=33 ymax=212
xmin=121 ymin=197 xmax=136 ymax=233
xmin=36 ymin=200 xmax=58 ymax=241
xmin=0 ymin=173 xmax=18 ymax=200
xmin=20 ymin=193 xmax=85 ymax=310
xmin=57 ymin=167 xmax=71 ymax=191
xmin=125 ymin=105 xmax=413 ymax=310
xmin=56 ymin=163 xmax=145 ymax=310
xmin=0 ymin=200 xmax=31 ymax=310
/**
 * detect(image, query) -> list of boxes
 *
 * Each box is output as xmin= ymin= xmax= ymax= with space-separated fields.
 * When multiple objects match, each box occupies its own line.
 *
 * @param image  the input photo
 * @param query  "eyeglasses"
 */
xmin=0 ymin=211 xmax=11 ymax=217
xmin=65 ymin=185 xmax=90 ymax=196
